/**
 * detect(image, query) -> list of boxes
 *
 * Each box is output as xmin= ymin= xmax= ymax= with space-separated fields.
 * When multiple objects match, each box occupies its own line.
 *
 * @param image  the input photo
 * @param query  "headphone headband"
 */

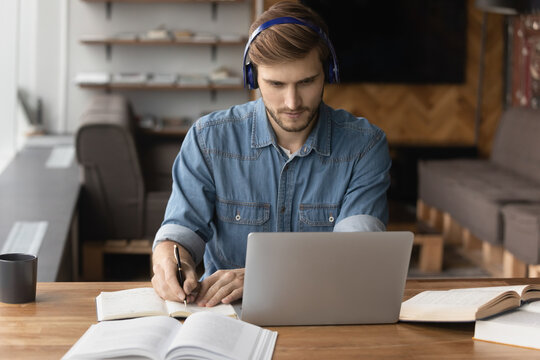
xmin=243 ymin=16 xmax=340 ymax=89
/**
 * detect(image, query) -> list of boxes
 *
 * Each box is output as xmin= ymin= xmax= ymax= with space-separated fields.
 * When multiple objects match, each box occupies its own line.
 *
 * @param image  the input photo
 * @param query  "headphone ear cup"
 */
xmin=246 ymin=63 xmax=257 ymax=89
xmin=327 ymin=63 xmax=335 ymax=84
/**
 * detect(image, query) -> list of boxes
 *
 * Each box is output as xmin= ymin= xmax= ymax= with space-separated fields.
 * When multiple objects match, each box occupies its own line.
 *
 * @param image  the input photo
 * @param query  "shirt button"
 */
xmin=329 ymin=216 xmax=335 ymax=223
xmin=280 ymin=207 xmax=286 ymax=213
xmin=235 ymin=214 xmax=241 ymax=221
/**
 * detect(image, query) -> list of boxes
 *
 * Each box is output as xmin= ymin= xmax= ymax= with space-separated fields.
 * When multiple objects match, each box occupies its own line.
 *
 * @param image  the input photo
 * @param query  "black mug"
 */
xmin=0 ymin=253 xmax=37 ymax=304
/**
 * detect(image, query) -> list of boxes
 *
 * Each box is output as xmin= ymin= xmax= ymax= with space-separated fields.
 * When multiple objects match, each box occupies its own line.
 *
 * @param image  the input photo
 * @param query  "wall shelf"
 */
xmin=81 ymin=0 xmax=244 ymax=3
xmin=82 ymin=0 xmax=245 ymax=20
xmin=78 ymin=83 xmax=244 ymax=91
xmin=80 ymin=39 xmax=246 ymax=46
xmin=81 ymin=38 xmax=247 ymax=59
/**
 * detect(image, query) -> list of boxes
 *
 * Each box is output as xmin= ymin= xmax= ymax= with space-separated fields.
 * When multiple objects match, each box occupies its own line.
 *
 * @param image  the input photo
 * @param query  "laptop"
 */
xmin=241 ymin=231 xmax=413 ymax=326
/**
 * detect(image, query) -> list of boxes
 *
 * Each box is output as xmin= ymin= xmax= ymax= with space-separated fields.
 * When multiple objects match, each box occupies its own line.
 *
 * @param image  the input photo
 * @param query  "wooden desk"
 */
xmin=1 ymin=279 xmax=539 ymax=359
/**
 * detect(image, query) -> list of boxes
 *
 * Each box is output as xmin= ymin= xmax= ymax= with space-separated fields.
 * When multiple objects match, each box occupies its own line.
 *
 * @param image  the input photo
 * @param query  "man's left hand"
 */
xmin=195 ymin=268 xmax=245 ymax=307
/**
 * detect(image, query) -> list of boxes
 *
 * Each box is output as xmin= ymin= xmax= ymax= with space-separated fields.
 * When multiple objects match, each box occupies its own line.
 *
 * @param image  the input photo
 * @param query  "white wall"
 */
xmin=66 ymin=1 xmax=252 ymax=132
xmin=0 ymin=0 xmax=19 ymax=173
xmin=18 ymin=0 xmax=67 ymax=135
xmin=1 ymin=0 xmax=256 ymax=159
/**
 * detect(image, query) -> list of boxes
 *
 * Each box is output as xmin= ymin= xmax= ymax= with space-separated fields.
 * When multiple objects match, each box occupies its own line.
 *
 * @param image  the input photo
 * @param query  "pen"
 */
xmin=173 ymin=244 xmax=187 ymax=310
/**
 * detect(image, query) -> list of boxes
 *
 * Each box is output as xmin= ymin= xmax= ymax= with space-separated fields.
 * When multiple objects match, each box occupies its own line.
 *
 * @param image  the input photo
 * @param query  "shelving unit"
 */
xmin=75 ymin=0 xmax=253 ymax=128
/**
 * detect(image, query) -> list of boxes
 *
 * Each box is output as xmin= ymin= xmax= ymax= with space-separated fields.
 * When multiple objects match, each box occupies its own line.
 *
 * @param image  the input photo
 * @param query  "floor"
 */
xmin=388 ymin=201 xmax=490 ymax=279
xmin=103 ymin=200 xmax=491 ymax=281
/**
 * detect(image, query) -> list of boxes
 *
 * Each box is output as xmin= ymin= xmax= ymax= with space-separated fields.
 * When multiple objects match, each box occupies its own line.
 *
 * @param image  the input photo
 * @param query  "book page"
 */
xmin=97 ymin=287 xmax=168 ymax=321
xmin=404 ymin=290 xmax=507 ymax=307
xmin=165 ymin=300 xmax=237 ymax=318
xmin=450 ymin=285 xmax=528 ymax=295
xmin=519 ymin=301 xmax=540 ymax=314
xmin=166 ymin=312 xmax=276 ymax=360
xmin=62 ymin=316 xmax=181 ymax=360
xmin=474 ymin=306 xmax=540 ymax=350
xmin=400 ymin=290 xmax=515 ymax=321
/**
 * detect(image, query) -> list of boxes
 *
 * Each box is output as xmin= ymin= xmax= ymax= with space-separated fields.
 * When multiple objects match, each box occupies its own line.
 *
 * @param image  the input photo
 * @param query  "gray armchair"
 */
xmin=76 ymin=95 xmax=178 ymax=280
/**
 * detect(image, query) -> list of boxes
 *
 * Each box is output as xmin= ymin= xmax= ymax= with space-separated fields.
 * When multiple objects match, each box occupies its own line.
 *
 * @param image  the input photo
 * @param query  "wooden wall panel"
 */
xmin=262 ymin=0 xmax=504 ymax=156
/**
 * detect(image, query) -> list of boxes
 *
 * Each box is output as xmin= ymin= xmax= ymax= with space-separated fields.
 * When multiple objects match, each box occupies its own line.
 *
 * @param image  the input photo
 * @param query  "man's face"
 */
xmin=257 ymin=49 xmax=325 ymax=134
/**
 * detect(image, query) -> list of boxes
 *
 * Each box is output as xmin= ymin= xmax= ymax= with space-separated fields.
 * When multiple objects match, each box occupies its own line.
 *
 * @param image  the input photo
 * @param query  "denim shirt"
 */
xmin=154 ymin=98 xmax=391 ymax=277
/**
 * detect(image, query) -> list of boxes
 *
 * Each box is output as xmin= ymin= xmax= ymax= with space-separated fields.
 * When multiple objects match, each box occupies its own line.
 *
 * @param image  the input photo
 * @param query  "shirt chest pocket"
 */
xmin=299 ymin=204 xmax=340 ymax=232
xmin=216 ymin=198 xmax=271 ymax=232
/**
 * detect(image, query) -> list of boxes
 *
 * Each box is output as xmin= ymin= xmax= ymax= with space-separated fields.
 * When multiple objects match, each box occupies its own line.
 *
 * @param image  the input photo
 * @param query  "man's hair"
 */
xmin=247 ymin=1 xmax=331 ymax=69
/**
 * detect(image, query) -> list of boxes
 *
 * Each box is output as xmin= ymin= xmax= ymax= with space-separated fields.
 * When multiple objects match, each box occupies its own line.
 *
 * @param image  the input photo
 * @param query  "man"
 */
xmin=151 ymin=1 xmax=391 ymax=307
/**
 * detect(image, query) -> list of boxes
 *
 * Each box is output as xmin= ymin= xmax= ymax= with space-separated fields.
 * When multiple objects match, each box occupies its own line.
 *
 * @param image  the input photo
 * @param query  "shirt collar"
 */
xmin=251 ymin=98 xmax=331 ymax=157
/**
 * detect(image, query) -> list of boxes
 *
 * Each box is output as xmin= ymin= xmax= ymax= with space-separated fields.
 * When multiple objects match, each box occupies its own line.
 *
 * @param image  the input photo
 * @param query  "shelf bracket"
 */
xmin=210 ymin=89 xmax=217 ymax=102
xmin=211 ymin=2 xmax=218 ymax=21
xmin=106 ymin=2 xmax=113 ymax=20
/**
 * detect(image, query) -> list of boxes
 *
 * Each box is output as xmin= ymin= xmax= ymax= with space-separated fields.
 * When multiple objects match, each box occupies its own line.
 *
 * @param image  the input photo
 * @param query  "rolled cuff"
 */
xmin=153 ymin=223 xmax=206 ymax=265
xmin=334 ymin=214 xmax=386 ymax=232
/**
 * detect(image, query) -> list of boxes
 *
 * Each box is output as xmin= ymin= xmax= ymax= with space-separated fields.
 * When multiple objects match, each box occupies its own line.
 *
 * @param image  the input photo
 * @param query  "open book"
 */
xmin=96 ymin=287 xmax=237 ymax=321
xmin=474 ymin=300 xmax=540 ymax=350
xmin=62 ymin=312 xmax=278 ymax=360
xmin=399 ymin=285 xmax=540 ymax=322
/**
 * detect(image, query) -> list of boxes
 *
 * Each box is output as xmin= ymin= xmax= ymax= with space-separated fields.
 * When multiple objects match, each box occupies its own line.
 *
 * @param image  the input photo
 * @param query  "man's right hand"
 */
xmin=151 ymin=240 xmax=199 ymax=303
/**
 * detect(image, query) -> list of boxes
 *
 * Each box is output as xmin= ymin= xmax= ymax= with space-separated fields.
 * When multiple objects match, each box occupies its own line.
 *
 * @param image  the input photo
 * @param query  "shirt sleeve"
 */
xmin=334 ymin=128 xmax=391 ymax=231
xmin=152 ymin=124 xmax=215 ymax=265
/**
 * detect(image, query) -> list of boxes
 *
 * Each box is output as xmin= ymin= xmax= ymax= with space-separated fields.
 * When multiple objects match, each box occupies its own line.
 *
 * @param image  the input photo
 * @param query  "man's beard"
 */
xmin=265 ymin=103 xmax=320 ymax=133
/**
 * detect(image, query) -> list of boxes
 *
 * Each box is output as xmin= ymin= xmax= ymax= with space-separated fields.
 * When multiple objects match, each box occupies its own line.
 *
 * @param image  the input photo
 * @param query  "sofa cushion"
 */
xmin=490 ymin=107 xmax=540 ymax=184
xmin=449 ymin=168 xmax=540 ymax=244
xmin=418 ymin=159 xmax=492 ymax=214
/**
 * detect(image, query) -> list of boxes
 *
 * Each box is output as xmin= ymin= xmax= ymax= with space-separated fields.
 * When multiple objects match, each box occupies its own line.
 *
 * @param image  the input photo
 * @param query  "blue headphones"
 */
xmin=242 ymin=16 xmax=340 ymax=89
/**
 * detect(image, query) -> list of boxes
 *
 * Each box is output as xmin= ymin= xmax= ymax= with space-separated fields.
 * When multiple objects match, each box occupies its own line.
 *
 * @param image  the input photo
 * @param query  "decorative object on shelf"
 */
xmin=74 ymin=72 xmax=110 ymax=85
xmin=140 ymin=25 xmax=172 ymax=41
xmin=210 ymin=66 xmax=242 ymax=85
xmin=17 ymin=88 xmax=44 ymax=136
xmin=159 ymin=116 xmax=193 ymax=129
xmin=138 ymin=114 xmax=158 ymax=129
xmin=474 ymin=0 xmax=540 ymax=145
xmin=111 ymin=72 xmax=148 ymax=85
xmin=137 ymin=114 xmax=193 ymax=137
xmin=147 ymin=73 xmax=178 ymax=86
xmin=172 ymin=29 xmax=194 ymax=41
xmin=113 ymin=31 xmax=139 ymax=41
xmin=508 ymin=14 xmax=540 ymax=108
xmin=192 ymin=31 xmax=218 ymax=43
xmin=178 ymin=73 xmax=210 ymax=86
xmin=218 ymin=33 xmax=244 ymax=42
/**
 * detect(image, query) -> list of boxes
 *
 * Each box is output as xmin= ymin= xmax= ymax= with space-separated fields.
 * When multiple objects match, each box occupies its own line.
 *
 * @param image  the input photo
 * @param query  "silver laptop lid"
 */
xmin=241 ymin=231 xmax=413 ymax=326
